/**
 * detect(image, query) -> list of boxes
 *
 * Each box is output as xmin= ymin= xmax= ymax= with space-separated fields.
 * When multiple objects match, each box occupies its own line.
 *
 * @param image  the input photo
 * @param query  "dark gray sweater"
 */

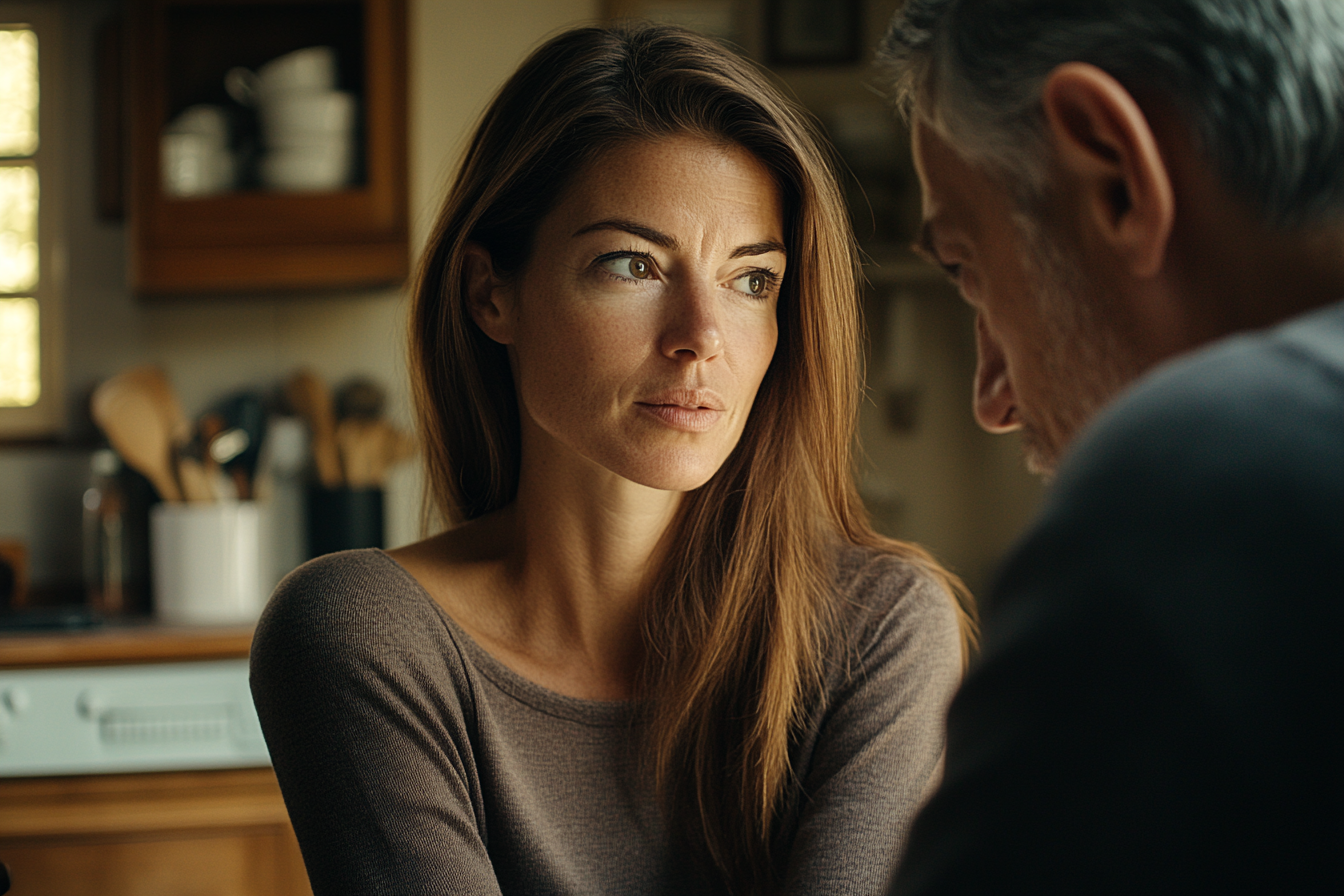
xmin=250 ymin=545 xmax=960 ymax=895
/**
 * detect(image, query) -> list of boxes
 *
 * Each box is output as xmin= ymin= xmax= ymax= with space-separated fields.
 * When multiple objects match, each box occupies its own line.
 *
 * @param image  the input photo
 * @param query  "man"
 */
xmin=878 ymin=1 xmax=1343 ymax=892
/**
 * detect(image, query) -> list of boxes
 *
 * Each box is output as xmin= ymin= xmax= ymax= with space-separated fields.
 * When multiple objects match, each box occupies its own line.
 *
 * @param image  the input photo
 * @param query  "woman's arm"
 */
xmin=781 ymin=555 xmax=963 ymax=895
xmin=250 ymin=550 xmax=503 ymax=896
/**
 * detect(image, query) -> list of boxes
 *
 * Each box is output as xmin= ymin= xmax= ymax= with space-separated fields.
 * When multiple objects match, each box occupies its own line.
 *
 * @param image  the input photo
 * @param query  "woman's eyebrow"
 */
xmin=574 ymin=218 xmax=676 ymax=248
xmin=574 ymin=219 xmax=786 ymax=259
xmin=730 ymin=240 xmax=787 ymax=259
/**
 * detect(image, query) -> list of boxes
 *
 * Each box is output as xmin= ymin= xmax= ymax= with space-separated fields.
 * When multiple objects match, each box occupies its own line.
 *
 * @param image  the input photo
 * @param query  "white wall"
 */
xmin=2 ymin=0 xmax=1041 ymax=601
xmin=0 ymin=0 xmax=599 ymax=587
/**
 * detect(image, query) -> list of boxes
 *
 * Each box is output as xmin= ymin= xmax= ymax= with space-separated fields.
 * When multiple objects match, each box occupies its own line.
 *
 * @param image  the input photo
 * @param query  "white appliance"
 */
xmin=0 ymin=658 xmax=269 ymax=777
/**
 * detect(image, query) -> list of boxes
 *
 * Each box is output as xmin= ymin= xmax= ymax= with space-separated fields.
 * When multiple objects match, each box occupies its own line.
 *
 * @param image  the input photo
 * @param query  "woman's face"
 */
xmin=479 ymin=134 xmax=785 ymax=493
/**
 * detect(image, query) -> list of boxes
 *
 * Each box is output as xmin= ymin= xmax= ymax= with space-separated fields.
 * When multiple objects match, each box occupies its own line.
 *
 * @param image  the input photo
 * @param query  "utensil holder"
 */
xmin=151 ymin=501 xmax=266 ymax=624
xmin=306 ymin=486 xmax=383 ymax=558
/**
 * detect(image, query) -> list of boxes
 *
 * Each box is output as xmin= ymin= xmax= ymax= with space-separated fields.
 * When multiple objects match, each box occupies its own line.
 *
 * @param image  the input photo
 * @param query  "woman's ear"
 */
xmin=1041 ymin=63 xmax=1175 ymax=279
xmin=463 ymin=242 xmax=516 ymax=344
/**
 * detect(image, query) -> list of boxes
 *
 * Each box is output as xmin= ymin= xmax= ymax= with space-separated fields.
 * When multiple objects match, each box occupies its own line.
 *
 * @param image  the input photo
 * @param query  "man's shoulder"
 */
xmin=1058 ymin=298 xmax=1344 ymax=498
xmin=996 ymin=299 xmax=1344 ymax=641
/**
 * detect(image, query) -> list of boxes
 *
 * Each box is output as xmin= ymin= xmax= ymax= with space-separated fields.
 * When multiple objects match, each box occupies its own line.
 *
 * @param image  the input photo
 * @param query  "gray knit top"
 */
xmin=250 ymin=545 xmax=960 ymax=895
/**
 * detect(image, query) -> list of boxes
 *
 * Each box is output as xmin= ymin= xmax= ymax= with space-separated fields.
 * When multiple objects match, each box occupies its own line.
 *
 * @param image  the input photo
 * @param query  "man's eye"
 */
xmin=601 ymin=255 xmax=656 ymax=280
xmin=729 ymin=270 xmax=776 ymax=297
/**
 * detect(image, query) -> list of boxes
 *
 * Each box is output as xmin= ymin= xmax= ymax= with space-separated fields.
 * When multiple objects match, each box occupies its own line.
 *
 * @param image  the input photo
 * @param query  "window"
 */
xmin=0 ymin=2 xmax=64 ymax=437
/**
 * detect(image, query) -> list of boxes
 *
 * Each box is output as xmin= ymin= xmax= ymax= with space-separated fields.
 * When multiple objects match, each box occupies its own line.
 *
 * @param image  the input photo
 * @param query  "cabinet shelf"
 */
xmin=128 ymin=0 xmax=408 ymax=294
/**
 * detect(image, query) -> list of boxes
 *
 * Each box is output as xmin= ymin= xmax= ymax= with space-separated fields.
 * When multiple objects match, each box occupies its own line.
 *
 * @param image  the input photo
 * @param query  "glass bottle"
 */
xmin=83 ymin=448 xmax=127 ymax=615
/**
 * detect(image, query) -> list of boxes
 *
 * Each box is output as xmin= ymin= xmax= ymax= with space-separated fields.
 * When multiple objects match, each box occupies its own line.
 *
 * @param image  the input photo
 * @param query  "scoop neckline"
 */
xmin=370 ymin=548 xmax=640 ymax=727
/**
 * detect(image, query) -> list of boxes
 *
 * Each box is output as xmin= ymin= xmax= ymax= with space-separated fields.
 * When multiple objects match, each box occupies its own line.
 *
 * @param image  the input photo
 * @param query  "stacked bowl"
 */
xmin=227 ymin=46 xmax=357 ymax=192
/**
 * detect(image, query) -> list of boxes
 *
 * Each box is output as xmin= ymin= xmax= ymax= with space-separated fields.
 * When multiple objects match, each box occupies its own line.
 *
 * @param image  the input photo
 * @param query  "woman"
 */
xmin=251 ymin=22 xmax=976 ymax=896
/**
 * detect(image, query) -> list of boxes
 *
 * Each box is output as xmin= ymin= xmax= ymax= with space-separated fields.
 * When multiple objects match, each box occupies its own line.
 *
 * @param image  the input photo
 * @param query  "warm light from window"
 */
xmin=0 ymin=164 xmax=38 ymax=291
xmin=0 ymin=28 xmax=38 ymax=158
xmin=0 ymin=296 xmax=39 ymax=406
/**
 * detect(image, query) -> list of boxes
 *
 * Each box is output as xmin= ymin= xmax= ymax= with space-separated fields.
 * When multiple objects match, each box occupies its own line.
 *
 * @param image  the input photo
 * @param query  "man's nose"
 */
xmin=973 ymin=313 xmax=1021 ymax=433
xmin=661 ymin=282 xmax=724 ymax=362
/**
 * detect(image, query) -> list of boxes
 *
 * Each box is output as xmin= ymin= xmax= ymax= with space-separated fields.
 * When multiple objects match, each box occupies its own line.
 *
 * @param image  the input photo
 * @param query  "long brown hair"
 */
xmin=408 ymin=22 xmax=977 ymax=893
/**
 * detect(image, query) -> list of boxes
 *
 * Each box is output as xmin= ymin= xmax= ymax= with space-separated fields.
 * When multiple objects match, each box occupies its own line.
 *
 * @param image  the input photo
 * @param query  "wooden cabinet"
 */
xmin=127 ymin=0 xmax=408 ymax=295
xmin=0 ymin=768 xmax=309 ymax=896
xmin=0 ymin=626 xmax=311 ymax=896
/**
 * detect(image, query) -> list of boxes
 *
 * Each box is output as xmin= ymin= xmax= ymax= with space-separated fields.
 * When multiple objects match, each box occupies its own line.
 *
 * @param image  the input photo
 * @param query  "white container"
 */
xmin=260 ymin=142 xmax=353 ymax=192
xmin=258 ymin=45 xmax=337 ymax=94
xmin=225 ymin=45 xmax=337 ymax=107
xmin=151 ymin=501 xmax=267 ymax=624
xmin=167 ymin=103 xmax=231 ymax=144
xmin=161 ymin=132 xmax=234 ymax=197
xmin=259 ymin=89 xmax=356 ymax=144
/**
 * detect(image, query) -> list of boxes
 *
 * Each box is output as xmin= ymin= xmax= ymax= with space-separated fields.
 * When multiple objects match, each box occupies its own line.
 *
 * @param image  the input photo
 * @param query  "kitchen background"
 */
xmin=0 ymin=0 xmax=1042 ymax=611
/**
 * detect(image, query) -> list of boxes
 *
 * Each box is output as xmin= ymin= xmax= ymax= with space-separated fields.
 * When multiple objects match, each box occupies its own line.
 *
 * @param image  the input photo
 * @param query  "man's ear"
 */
xmin=1041 ymin=63 xmax=1175 ymax=279
xmin=462 ymin=242 xmax=515 ymax=344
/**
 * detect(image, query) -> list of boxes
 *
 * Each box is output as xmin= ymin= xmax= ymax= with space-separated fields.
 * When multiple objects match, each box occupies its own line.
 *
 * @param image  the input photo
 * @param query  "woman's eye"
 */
xmin=730 ymin=271 xmax=774 ymax=297
xmin=601 ymin=255 xmax=656 ymax=281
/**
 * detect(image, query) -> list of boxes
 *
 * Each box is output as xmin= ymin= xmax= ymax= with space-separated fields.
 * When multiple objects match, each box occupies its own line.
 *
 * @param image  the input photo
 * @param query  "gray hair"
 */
xmin=879 ymin=0 xmax=1344 ymax=226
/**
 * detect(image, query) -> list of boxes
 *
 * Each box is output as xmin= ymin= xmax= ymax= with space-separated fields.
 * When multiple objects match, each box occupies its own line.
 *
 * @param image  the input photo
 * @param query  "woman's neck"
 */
xmin=504 ymin=456 xmax=680 ymax=669
xmin=394 ymin=438 xmax=682 ymax=701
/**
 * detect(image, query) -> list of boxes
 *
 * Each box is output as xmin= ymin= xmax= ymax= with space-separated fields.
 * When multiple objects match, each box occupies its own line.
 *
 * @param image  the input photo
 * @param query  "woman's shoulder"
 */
xmin=826 ymin=539 xmax=961 ymax=665
xmin=265 ymin=548 xmax=428 ymax=621
xmin=254 ymin=549 xmax=447 ymax=666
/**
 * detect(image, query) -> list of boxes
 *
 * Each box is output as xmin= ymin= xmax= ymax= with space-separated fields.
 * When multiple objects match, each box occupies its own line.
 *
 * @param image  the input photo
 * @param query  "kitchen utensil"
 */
xmin=176 ymin=456 xmax=216 ymax=502
xmin=90 ymin=372 xmax=182 ymax=503
xmin=131 ymin=366 xmax=215 ymax=502
xmin=371 ymin=422 xmax=416 ymax=484
xmin=286 ymin=370 xmax=342 ymax=488
xmin=193 ymin=412 xmax=231 ymax=500
xmin=216 ymin=392 xmax=267 ymax=500
xmin=336 ymin=418 xmax=377 ymax=487
xmin=336 ymin=418 xmax=415 ymax=488
xmin=118 ymin=365 xmax=192 ymax=444
xmin=306 ymin=485 xmax=383 ymax=557
xmin=209 ymin=427 xmax=250 ymax=465
xmin=336 ymin=377 xmax=386 ymax=420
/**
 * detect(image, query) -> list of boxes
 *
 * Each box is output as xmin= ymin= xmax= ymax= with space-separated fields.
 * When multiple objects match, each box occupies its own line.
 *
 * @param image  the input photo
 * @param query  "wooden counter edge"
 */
xmin=0 ymin=625 xmax=255 ymax=668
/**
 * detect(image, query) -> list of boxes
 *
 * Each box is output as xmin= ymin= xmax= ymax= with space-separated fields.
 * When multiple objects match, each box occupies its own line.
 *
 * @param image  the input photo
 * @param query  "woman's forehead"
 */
xmin=542 ymin=136 xmax=786 ymax=246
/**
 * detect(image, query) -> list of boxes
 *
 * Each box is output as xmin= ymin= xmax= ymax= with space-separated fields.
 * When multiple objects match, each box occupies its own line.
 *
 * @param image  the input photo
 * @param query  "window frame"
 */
xmin=0 ymin=1 xmax=67 ymax=439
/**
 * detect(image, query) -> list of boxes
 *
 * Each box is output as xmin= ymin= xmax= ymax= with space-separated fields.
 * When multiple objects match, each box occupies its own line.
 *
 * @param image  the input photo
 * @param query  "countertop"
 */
xmin=0 ymin=621 xmax=254 ymax=668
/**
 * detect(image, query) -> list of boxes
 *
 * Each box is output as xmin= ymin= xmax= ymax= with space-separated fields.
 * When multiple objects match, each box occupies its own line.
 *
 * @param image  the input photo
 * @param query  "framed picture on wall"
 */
xmin=766 ymin=0 xmax=861 ymax=65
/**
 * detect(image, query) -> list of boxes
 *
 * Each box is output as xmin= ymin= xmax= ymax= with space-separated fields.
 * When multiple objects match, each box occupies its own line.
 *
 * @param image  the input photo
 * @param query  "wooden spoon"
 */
xmin=286 ymin=369 xmax=342 ymax=488
xmin=336 ymin=418 xmax=377 ymax=488
xmin=369 ymin=421 xmax=416 ymax=486
xmin=90 ymin=373 xmax=182 ymax=502
xmin=102 ymin=365 xmax=220 ymax=501
xmin=119 ymin=365 xmax=192 ymax=445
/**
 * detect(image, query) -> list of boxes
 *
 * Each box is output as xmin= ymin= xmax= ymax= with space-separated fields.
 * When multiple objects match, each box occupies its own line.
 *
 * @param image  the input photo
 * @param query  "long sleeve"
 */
xmin=782 ymin=551 xmax=963 ymax=894
xmin=250 ymin=550 xmax=504 ymax=896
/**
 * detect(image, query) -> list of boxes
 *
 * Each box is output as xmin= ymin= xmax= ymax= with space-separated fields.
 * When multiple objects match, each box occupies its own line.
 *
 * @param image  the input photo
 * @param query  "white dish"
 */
xmin=260 ymin=144 xmax=353 ymax=192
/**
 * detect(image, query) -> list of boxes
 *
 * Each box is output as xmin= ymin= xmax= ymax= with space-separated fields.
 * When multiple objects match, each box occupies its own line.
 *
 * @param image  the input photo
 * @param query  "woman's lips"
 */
xmin=637 ymin=402 xmax=723 ymax=432
xmin=636 ymin=390 xmax=725 ymax=433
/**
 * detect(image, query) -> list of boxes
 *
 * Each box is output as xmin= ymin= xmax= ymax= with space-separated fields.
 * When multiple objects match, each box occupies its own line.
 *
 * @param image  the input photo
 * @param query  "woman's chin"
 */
xmin=606 ymin=450 xmax=728 ymax=494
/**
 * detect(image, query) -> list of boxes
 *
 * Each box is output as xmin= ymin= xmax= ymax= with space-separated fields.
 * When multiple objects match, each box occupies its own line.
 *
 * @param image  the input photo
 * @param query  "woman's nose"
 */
xmin=973 ymin=312 xmax=1021 ymax=433
xmin=661 ymin=283 xmax=724 ymax=362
